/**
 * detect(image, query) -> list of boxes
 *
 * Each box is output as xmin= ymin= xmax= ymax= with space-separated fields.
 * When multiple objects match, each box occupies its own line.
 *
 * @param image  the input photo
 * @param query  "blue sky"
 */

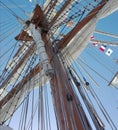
xmin=0 ymin=0 xmax=118 ymax=130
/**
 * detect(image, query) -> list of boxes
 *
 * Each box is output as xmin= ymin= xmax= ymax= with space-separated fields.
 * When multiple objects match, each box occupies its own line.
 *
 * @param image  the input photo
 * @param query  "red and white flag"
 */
xmin=92 ymin=41 xmax=98 ymax=46
xmin=99 ymin=45 xmax=106 ymax=52
xmin=90 ymin=35 xmax=94 ymax=39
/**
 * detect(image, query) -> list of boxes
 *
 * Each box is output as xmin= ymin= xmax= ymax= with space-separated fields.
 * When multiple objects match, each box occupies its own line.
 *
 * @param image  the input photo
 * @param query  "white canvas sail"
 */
xmin=0 ymin=126 xmax=13 ymax=130
xmin=109 ymin=72 xmax=118 ymax=87
xmin=63 ymin=0 xmax=118 ymax=61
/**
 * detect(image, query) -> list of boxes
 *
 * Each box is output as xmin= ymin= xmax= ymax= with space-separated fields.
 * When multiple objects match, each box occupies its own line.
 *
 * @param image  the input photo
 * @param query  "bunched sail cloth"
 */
xmin=1 ymin=42 xmax=33 ymax=88
xmin=62 ymin=17 xmax=97 ymax=60
xmin=97 ymin=0 xmax=118 ymax=19
xmin=0 ymin=72 xmax=49 ymax=124
xmin=0 ymin=89 xmax=7 ymax=100
xmin=5 ymin=60 xmax=28 ymax=85
xmin=63 ymin=0 xmax=118 ymax=61
xmin=109 ymin=72 xmax=118 ymax=87
xmin=0 ymin=23 xmax=52 ymax=123
xmin=0 ymin=88 xmax=26 ymax=124
xmin=0 ymin=126 xmax=13 ymax=130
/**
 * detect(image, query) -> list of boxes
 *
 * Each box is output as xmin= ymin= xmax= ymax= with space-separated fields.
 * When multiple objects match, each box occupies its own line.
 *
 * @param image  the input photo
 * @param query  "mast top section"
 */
xmin=15 ymin=4 xmax=48 ymax=41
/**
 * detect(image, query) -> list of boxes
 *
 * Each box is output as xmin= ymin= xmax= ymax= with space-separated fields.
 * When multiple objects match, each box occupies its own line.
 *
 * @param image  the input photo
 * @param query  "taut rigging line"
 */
xmin=0 ymin=1 xmax=25 ymax=25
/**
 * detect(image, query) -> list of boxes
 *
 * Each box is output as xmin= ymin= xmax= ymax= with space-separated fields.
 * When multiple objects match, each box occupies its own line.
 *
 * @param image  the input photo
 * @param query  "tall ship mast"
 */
xmin=0 ymin=0 xmax=118 ymax=130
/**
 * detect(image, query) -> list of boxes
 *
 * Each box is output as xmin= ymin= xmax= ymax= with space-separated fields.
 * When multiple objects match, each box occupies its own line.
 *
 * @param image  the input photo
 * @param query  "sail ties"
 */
xmin=28 ymin=23 xmax=53 ymax=77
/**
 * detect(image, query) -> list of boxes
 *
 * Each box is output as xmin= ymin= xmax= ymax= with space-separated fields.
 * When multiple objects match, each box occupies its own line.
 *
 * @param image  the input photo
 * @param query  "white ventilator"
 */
xmin=29 ymin=23 xmax=53 ymax=76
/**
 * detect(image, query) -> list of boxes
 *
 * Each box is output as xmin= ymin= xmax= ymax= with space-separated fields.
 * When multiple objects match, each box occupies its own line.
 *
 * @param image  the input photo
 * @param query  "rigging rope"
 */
xmin=85 ymin=49 xmax=115 ymax=74
xmin=0 ymin=25 xmax=19 ymax=43
xmin=60 ymin=43 xmax=117 ymax=130
xmin=0 ymin=0 xmax=117 ymax=128
xmin=0 ymin=20 xmax=17 ymax=32
xmin=68 ymin=67 xmax=105 ymax=130
xmin=78 ymin=57 xmax=112 ymax=85
xmin=0 ymin=41 xmax=18 ymax=85
xmin=89 ymin=86 xmax=117 ymax=130
xmin=58 ymin=50 xmax=92 ymax=130
xmin=0 ymin=42 xmax=16 ymax=60
xmin=76 ymin=60 xmax=100 ymax=87
xmin=9 ymin=0 xmax=28 ymax=15
xmin=1 ymin=53 xmax=37 ymax=126
xmin=0 ymin=1 xmax=22 ymax=19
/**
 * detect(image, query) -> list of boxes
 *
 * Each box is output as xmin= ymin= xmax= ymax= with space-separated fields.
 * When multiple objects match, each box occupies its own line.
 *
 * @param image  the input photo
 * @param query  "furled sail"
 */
xmin=97 ymin=0 xmax=118 ymax=19
xmin=0 ymin=41 xmax=35 ymax=89
xmin=63 ymin=17 xmax=97 ymax=60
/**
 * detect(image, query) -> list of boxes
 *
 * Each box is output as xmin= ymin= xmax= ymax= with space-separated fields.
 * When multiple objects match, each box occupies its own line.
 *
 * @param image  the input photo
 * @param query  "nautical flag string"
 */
xmin=90 ymin=35 xmax=98 ymax=46
xmin=90 ymin=41 xmax=114 ymax=57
